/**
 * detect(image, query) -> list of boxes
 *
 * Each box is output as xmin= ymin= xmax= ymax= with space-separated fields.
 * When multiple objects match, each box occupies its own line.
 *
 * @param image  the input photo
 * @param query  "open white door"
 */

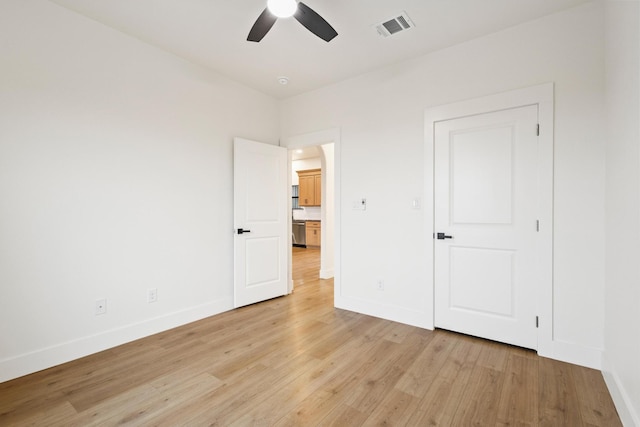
xmin=234 ymin=138 xmax=288 ymax=308
xmin=434 ymin=105 xmax=539 ymax=350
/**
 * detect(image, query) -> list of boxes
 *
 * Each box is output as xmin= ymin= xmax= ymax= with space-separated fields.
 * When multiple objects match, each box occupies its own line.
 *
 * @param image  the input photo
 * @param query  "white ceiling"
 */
xmin=292 ymin=145 xmax=320 ymax=161
xmin=50 ymin=0 xmax=591 ymax=99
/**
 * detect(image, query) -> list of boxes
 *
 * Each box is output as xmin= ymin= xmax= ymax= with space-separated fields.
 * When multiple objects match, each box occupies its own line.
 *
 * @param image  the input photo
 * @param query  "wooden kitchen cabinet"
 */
xmin=297 ymin=169 xmax=321 ymax=206
xmin=306 ymin=221 xmax=321 ymax=247
xmin=314 ymin=174 xmax=322 ymax=206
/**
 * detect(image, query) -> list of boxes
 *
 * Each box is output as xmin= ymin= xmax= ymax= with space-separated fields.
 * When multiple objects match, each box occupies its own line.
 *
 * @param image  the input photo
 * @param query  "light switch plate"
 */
xmin=95 ymin=298 xmax=107 ymax=315
xmin=353 ymin=198 xmax=367 ymax=210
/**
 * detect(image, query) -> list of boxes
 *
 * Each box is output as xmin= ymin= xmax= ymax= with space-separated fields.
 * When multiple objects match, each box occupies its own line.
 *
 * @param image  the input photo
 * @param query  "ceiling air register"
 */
xmin=374 ymin=12 xmax=415 ymax=37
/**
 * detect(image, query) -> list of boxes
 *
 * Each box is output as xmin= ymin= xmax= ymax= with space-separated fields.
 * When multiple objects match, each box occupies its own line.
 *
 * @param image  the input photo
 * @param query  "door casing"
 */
xmin=424 ymin=83 xmax=554 ymax=357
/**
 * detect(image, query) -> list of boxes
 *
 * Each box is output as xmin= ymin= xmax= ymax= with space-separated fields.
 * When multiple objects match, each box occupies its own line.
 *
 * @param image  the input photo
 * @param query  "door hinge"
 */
xmin=536 ymin=124 xmax=540 ymax=136
xmin=536 ymin=220 xmax=540 ymax=232
xmin=536 ymin=316 xmax=539 ymax=328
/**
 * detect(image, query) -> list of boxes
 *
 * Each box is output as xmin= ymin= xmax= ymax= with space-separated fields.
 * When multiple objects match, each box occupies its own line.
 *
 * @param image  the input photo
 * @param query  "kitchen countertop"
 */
xmin=292 ymin=208 xmax=321 ymax=222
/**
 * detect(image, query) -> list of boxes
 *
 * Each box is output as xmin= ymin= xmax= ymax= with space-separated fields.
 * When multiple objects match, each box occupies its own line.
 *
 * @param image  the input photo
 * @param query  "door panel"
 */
xmin=246 ymin=237 xmax=280 ymax=286
xmin=451 ymin=127 xmax=513 ymax=224
xmin=434 ymin=105 xmax=538 ymax=350
xmin=234 ymin=138 xmax=288 ymax=308
xmin=449 ymin=247 xmax=514 ymax=317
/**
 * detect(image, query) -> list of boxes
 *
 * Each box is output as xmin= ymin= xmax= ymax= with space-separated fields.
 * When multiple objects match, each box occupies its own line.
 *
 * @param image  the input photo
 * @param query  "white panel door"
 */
xmin=234 ymin=138 xmax=288 ymax=308
xmin=434 ymin=105 xmax=539 ymax=349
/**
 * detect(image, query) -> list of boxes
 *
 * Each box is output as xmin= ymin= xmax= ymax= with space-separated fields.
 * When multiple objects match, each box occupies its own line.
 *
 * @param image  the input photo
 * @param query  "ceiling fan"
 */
xmin=247 ymin=0 xmax=338 ymax=43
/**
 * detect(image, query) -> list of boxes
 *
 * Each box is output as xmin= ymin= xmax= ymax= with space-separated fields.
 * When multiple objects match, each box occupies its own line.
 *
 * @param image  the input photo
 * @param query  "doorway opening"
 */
xmin=289 ymin=142 xmax=334 ymax=292
xmin=291 ymin=146 xmax=322 ymax=288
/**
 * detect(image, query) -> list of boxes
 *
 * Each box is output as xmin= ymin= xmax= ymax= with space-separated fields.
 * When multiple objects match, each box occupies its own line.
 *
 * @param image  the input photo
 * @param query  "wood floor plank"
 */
xmin=359 ymin=388 xmax=422 ymax=426
xmin=496 ymin=351 xmax=539 ymax=426
xmin=538 ymin=357 xmax=585 ymax=426
xmin=201 ymin=355 xmax=330 ymax=426
xmin=476 ymin=338 xmax=511 ymax=372
xmin=304 ymin=314 xmax=386 ymax=360
xmin=6 ymin=401 xmax=77 ymax=427
xmin=449 ymin=364 xmax=505 ymax=425
xmin=570 ymin=364 xmax=622 ymax=427
xmin=0 ymin=247 xmax=622 ymax=426
xmin=69 ymin=384 xmax=160 ymax=426
xmin=125 ymin=372 xmax=225 ymax=425
xmin=394 ymin=330 xmax=455 ymax=397
xmin=314 ymin=403 xmax=370 ymax=426
xmin=271 ymin=389 xmax=339 ymax=426
xmin=223 ymin=361 xmax=336 ymax=426
xmin=269 ymin=334 xmax=401 ymax=425
xmin=147 ymin=363 xmax=275 ymax=426
xmin=60 ymin=341 xmax=197 ymax=412
xmin=345 ymin=330 xmax=432 ymax=414
xmin=0 ymin=388 xmax=69 ymax=425
xmin=406 ymin=334 xmax=484 ymax=425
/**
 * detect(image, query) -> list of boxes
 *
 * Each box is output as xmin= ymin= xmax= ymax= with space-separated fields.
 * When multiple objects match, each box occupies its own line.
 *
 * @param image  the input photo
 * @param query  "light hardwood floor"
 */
xmin=0 ymin=247 xmax=621 ymax=426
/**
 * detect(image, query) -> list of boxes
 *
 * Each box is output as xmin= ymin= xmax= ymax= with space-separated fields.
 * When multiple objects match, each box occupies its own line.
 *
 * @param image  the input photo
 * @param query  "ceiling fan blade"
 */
xmin=247 ymin=8 xmax=278 ymax=42
xmin=294 ymin=2 xmax=338 ymax=42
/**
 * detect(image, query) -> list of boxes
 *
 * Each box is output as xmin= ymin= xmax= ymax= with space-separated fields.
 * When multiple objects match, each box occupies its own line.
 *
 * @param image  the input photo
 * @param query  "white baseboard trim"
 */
xmin=334 ymin=295 xmax=432 ymax=330
xmin=319 ymin=268 xmax=334 ymax=279
xmin=336 ymin=295 xmax=604 ymax=370
xmin=538 ymin=338 xmax=603 ymax=370
xmin=0 ymin=297 xmax=233 ymax=383
xmin=603 ymin=359 xmax=640 ymax=427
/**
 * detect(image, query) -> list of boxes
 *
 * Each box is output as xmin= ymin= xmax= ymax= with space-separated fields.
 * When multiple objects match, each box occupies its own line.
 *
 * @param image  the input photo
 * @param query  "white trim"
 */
xmin=602 ymin=359 xmax=640 ymax=427
xmin=425 ymin=83 xmax=564 ymax=360
xmin=543 ymin=339 xmax=602 ymax=370
xmin=0 ymin=297 xmax=233 ymax=383
xmin=335 ymin=295 xmax=432 ymax=329
xmin=319 ymin=268 xmax=334 ymax=279
xmin=282 ymin=128 xmax=339 ymax=147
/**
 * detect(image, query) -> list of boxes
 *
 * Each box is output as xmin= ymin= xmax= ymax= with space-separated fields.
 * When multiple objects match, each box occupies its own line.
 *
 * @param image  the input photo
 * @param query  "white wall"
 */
xmin=281 ymin=2 xmax=606 ymax=366
xmin=0 ymin=0 xmax=279 ymax=382
xmin=603 ymin=1 xmax=640 ymax=425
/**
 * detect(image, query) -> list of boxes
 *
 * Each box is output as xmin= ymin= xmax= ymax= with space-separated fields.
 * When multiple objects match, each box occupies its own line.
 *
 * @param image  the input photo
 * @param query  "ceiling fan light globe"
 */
xmin=267 ymin=0 xmax=297 ymax=18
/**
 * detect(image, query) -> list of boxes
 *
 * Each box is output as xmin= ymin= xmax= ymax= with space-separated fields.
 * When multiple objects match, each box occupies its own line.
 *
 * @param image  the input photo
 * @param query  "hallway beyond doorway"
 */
xmin=292 ymin=246 xmax=322 ymax=287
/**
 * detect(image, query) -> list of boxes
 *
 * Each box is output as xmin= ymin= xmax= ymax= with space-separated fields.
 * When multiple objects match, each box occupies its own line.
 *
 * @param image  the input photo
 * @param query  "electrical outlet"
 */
xmin=147 ymin=288 xmax=158 ymax=303
xmin=376 ymin=279 xmax=384 ymax=291
xmin=95 ymin=298 xmax=107 ymax=315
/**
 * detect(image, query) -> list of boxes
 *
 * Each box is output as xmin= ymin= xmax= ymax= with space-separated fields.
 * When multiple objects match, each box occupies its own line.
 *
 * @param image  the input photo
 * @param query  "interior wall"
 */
xmin=280 ymin=2 xmax=606 ymax=366
xmin=0 ymin=0 xmax=279 ymax=382
xmin=603 ymin=1 xmax=640 ymax=424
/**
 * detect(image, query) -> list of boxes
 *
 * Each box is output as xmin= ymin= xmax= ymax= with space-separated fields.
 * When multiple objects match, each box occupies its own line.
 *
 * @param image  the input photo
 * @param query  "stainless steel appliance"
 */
xmin=292 ymin=221 xmax=306 ymax=247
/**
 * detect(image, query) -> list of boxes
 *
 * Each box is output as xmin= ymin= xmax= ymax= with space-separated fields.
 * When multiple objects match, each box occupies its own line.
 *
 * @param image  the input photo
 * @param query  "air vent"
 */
xmin=374 ymin=12 xmax=415 ymax=38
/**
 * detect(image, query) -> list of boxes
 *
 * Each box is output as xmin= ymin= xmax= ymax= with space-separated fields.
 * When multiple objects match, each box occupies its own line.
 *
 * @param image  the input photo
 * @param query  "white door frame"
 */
xmin=281 ymin=128 xmax=341 ymax=298
xmin=424 ymin=83 xmax=554 ymax=357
